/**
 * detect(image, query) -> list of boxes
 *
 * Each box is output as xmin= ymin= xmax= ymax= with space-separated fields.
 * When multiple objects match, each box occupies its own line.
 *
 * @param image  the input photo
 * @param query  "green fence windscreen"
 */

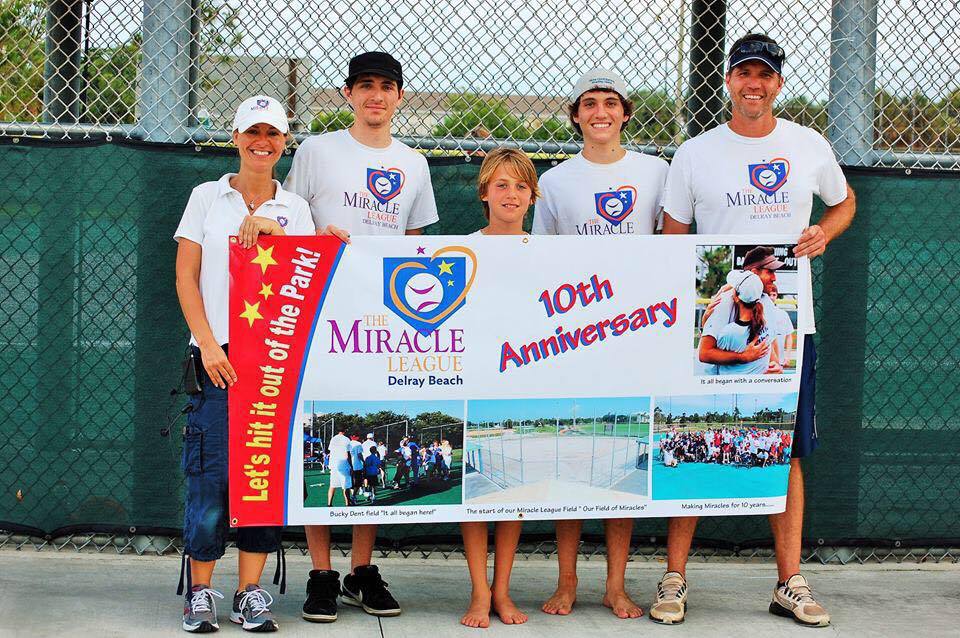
xmin=1 ymin=140 xmax=958 ymax=547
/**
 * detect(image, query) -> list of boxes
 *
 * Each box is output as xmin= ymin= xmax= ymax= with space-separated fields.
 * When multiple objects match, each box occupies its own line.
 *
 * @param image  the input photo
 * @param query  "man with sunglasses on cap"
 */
xmin=533 ymin=68 xmax=668 ymax=621
xmin=285 ymin=51 xmax=438 ymax=624
xmin=655 ymin=33 xmax=856 ymax=627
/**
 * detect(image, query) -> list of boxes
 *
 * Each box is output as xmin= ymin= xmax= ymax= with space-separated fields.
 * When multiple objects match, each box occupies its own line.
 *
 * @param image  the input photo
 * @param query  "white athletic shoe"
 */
xmin=769 ymin=574 xmax=831 ymax=627
xmin=649 ymin=571 xmax=687 ymax=624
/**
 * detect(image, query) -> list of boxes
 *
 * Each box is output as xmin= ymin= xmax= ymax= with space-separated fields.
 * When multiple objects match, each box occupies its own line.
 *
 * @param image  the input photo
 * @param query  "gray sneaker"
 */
xmin=769 ymin=574 xmax=831 ymax=627
xmin=649 ymin=571 xmax=688 ymax=624
xmin=182 ymin=585 xmax=223 ymax=633
xmin=230 ymin=585 xmax=278 ymax=632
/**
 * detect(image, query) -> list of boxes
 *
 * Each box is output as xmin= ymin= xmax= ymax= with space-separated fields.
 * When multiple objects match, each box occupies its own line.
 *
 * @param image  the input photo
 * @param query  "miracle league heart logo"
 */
xmin=367 ymin=167 xmax=406 ymax=204
xmin=748 ymin=158 xmax=790 ymax=196
xmin=382 ymin=245 xmax=477 ymax=336
xmin=593 ymin=185 xmax=637 ymax=225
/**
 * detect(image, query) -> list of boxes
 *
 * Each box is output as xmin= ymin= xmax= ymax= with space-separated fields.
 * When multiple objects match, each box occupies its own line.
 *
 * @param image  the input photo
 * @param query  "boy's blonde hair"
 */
xmin=477 ymin=148 xmax=540 ymax=219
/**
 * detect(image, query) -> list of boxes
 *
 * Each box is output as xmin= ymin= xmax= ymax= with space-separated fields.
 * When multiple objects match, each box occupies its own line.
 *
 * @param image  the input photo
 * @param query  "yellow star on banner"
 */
xmin=259 ymin=283 xmax=274 ymax=300
xmin=239 ymin=300 xmax=264 ymax=327
xmin=437 ymin=260 xmax=454 ymax=275
xmin=447 ymin=279 xmax=454 ymax=287
xmin=251 ymin=245 xmax=278 ymax=274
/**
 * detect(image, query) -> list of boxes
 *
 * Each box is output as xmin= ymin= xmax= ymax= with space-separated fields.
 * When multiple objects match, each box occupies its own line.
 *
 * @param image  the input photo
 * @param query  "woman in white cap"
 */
xmin=174 ymin=95 xmax=315 ymax=633
xmin=704 ymin=271 xmax=774 ymax=375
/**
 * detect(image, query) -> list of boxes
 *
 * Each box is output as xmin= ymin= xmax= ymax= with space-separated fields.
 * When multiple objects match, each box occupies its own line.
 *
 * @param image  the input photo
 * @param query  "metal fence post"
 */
xmin=687 ymin=0 xmax=727 ymax=138
xmin=137 ymin=0 xmax=195 ymax=142
xmin=828 ymin=0 xmax=878 ymax=166
xmin=43 ymin=0 xmax=84 ymax=124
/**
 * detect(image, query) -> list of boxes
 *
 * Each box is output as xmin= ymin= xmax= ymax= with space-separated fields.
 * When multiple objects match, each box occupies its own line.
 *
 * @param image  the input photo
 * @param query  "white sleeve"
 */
xmin=288 ymin=198 xmax=316 ymax=236
xmin=174 ymin=186 xmax=208 ymax=244
xmin=406 ymin=160 xmax=440 ymax=230
xmin=702 ymin=292 xmax=734 ymax=340
xmin=531 ymin=176 xmax=558 ymax=235
xmin=661 ymin=145 xmax=695 ymax=225
xmin=813 ymin=133 xmax=848 ymax=207
xmin=282 ymin=139 xmax=314 ymax=203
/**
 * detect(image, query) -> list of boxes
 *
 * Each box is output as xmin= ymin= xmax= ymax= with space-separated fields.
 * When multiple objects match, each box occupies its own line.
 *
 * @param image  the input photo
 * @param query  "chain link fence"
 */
xmin=1 ymin=1 xmax=959 ymax=562
xmin=1 ymin=1 xmax=958 ymax=167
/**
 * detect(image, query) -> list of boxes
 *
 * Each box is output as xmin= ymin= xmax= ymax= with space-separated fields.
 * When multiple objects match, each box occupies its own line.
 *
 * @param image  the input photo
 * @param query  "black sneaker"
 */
xmin=341 ymin=565 xmax=401 ymax=616
xmin=302 ymin=569 xmax=340 ymax=623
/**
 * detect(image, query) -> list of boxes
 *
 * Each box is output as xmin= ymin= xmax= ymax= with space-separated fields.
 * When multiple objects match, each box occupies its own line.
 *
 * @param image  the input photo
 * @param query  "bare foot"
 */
xmin=461 ymin=589 xmax=491 ymax=628
xmin=492 ymin=591 xmax=528 ymax=625
xmin=541 ymin=575 xmax=577 ymax=615
xmin=602 ymin=589 xmax=643 ymax=619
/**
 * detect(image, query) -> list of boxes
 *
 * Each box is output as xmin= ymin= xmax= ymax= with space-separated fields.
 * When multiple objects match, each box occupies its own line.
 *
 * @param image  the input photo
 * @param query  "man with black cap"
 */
xmin=533 ymin=68 xmax=667 ymax=621
xmin=285 ymin=51 xmax=436 ymax=625
xmin=285 ymin=51 xmax=438 ymax=238
xmin=655 ymin=33 xmax=856 ymax=627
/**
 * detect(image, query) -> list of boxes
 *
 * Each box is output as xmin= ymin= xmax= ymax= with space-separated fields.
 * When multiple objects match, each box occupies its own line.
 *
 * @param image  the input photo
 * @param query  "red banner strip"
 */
xmin=228 ymin=236 xmax=344 ymax=526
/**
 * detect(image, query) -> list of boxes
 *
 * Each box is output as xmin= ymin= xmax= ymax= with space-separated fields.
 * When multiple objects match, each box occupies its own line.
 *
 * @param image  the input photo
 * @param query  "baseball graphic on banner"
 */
xmin=405 ymin=272 xmax=444 ymax=312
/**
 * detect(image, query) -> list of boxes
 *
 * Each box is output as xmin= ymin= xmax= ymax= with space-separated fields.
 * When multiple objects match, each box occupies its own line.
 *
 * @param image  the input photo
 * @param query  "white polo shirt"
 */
xmin=663 ymin=119 xmax=848 ymax=333
xmin=174 ymin=174 xmax=315 ymax=346
xmin=533 ymin=150 xmax=668 ymax=236
xmin=283 ymin=129 xmax=439 ymax=234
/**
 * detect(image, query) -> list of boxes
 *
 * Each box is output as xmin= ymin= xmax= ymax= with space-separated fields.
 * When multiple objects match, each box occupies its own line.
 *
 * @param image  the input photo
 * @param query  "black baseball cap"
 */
xmin=728 ymin=37 xmax=785 ymax=74
xmin=345 ymin=52 xmax=403 ymax=89
xmin=743 ymin=246 xmax=785 ymax=271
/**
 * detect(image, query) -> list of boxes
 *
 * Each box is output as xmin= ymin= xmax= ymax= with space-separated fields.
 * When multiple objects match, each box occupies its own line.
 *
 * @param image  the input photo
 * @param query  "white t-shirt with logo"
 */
xmin=174 ymin=174 xmax=315 ymax=346
xmin=663 ymin=119 xmax=848 ymax=333
xmin=532 ymin=151 xmax=668 ymax=236
xmin=283 ymin=129 xmax=439 ymax=235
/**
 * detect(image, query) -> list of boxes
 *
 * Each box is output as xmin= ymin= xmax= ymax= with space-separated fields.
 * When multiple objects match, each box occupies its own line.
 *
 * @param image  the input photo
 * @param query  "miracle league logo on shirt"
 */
xmin=342 ymin=166 xmax=406 ymax=230
xmin=578 ymin=185 xmax=637 ymax=235
xmin=725 ymin=157 xmax=792 ymax=220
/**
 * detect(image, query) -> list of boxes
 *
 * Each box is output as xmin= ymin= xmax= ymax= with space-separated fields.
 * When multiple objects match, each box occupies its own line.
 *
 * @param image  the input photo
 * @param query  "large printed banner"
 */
xmin=228 ymin=235 xmax=808 ymax=526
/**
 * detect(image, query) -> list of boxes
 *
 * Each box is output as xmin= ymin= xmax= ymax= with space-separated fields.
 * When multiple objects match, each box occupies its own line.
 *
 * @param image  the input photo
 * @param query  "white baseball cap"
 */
xmin=726 ymin=270 xmax=764 ymax=304
xmin=232 ymin=95 xmax=289 ymax=134
xmin=571 ymin=68 xmax=628 ymax=101
xmin=366 ymin=433 xmax=374 ymax=439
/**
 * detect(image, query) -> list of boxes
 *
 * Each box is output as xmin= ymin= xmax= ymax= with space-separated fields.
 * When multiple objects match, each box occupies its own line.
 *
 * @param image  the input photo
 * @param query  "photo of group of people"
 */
xmin=651 ymin=393 xmax=797 ymax=500
xmin=659 ymin=426 xmax=792 ymax=469
xmin=695 ymin=244 xmax=799 ymax=376
xmin=302 ymin=400 xmax=464 ymax=507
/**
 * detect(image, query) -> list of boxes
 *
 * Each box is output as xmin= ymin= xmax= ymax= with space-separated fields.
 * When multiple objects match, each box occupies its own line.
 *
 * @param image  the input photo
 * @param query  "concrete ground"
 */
xmin=1 ymin=550 xmax=957 ymax=637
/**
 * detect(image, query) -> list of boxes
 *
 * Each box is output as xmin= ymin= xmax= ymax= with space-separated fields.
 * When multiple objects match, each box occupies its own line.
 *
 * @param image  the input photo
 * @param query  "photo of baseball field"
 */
xmin=652 ymin=393 xmax=797 ymax=500
xmin=463 ymin=397 xmax=651 ymax=504
xmin=301 ymin=400 xmax=464 ymax=508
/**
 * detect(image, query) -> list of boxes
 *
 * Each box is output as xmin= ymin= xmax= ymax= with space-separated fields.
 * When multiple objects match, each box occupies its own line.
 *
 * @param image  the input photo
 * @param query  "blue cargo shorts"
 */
xmin=791 ymin=337 xmax=819 ymax=459
xmin=181 ymin=345 xmax=281 ymax=561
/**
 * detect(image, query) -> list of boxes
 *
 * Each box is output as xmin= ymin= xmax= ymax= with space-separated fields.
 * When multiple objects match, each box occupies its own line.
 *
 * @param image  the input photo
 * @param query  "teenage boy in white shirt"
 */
xmin=534 ymin=68 xmax=668 ymax=621
xmin=654 ymin=33 xmax=856 ymax=628
xmin=285 ymin=51 xmax=437 ymax=624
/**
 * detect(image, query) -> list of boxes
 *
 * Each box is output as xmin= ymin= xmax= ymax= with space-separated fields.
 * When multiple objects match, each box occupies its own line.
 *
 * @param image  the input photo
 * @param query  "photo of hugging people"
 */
xmin=694 ymin=244 xmax=799 ymax=376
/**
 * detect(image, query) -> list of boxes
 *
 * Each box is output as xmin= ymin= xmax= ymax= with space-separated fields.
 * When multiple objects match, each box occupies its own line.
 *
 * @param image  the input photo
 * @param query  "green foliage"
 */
xmin=310 ymin=110 xmax=354 ymax=133
xmin=433 ymin=93 xmax=529 ymax=139
xmin=625 ymin=89 xmax=682 ymax=144
xmin=82 ymin=36 xmax=140 ymax=125
xmin=775 ymin=96 xmax=827 ymax=132
xmin=530 ymin=116 xmax=574 ymax=142
xmin=696 ymin=245 xmax=732 ymax=299
xmin=0 ymin=0 xmax=45 ymax=120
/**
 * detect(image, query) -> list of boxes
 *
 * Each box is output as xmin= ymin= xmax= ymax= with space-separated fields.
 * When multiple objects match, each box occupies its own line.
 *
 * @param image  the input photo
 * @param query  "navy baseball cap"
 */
xmin=345 ymin=51 xmax=403 ymax=89
xmin=728 ymin=39 xmax=785 ymax=74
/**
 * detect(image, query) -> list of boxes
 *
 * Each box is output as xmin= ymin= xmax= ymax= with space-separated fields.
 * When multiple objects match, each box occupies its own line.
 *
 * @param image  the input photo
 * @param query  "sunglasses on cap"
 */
xmin=732 ymin=40 xmax=785 ymax=60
